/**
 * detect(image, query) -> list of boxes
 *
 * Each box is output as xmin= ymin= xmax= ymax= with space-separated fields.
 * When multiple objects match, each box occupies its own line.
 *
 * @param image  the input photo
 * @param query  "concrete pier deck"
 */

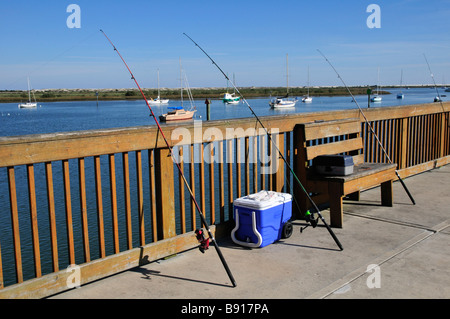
xmin=51 ymin=165 xmax=450 ymax=301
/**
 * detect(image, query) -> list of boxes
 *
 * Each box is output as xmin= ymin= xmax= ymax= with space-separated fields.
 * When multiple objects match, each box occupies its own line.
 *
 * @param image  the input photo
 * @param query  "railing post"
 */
xmin=292 ymin=125 xmax=305 ymax=219
xmin=272 ymin=132 xmax=285 ymax=193
xmin=440 ymin=113 xmax=447 ymax=158
xmin=400 ymin=118 xmax=409 ymax=170
xmin=155 ymin=147 xmax=176 ymax=240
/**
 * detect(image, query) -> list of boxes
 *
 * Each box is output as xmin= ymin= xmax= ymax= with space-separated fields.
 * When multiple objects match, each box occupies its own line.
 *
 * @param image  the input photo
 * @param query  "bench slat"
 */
xmin=306 ymin=138 xmax=363 ymax=160
xmin=304 ymin=119 xmax=361 ymax=140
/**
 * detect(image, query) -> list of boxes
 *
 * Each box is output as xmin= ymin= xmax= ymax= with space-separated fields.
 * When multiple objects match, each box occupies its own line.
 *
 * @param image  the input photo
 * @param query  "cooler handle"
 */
xmin=231 ymin=210 xmax=263 ymax=248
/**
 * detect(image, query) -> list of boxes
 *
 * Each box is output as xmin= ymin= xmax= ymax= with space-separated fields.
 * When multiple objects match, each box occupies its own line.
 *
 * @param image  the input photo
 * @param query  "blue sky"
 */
xmin=1 ymin=0 xmax=449 ymax=90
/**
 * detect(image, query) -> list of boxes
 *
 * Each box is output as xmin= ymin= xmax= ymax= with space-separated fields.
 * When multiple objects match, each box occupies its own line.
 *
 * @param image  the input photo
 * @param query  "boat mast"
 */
xmin=27 ymin=77 xmax=32 ymax=102
xmin=179 ymin=57 xmax=183 ymax=107
xmin=157 ymin=69 xmax=160 ymax=99
xmin=286 ymin=54 xmax=289 ymax=95
xmin=307 ymin=66 xmax=310 ymax=97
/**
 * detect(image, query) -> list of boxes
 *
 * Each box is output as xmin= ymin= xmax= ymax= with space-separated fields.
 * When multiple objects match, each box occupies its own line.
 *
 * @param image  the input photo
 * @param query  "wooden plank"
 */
xmin=236 ymin=138 xmax=241 ymax=198
xmin=78 ymin=158 xmax=90 ymax=262
xmin=260 ymin=135 xmax=266 ymax=190
xmin=343 ymin=166 xmax=396 ymax=195
xmin=227 ymin=139 xmax=234 ymax=220
xmin=199 ymin=144 xmax=206 ymax=217
xmin=62 ymin=160 xmax=75 ymax=265
xmin=122 ymin=152 xmax=133 ymax=249
xmin=304 ymin=119 xmax=360 ymax=140
xmin=155 ymin=148 xmax=176 ymax=240
xmin=45 ymin=162 xmax=59 ymax=272
xmin=178 ymin=147 xmax=186 ymax=233
xmin=148 ymin=149 xmax=158 ymax=242
xmin=219 ymin=141 xmax=225 ymax=223
xmin=306 ymin=138 xmax=363 ymax=160
xmin=209 ymin=143 xmax=215 ymax=224
xmin=7 ymin=167 xmax=23 ymax=283
xmin=94 ymin=156 xmax=106 ymax=258
xmin=136 ymin=150 xmax=145 ymax=244
xmin=272 ymin=133 xmax=285 ymax=193
xmin=253 ymin=136 xmax=258 ymax=194
xmin=108 ymin=154 xmax=120 ymax=254
xmin=245 ymin=137 xmax=250 ymax=195
xmin=27 ymin=164 xmax=41 ymax=278
xmin=189 ymin=145 xmax=196 ymax=230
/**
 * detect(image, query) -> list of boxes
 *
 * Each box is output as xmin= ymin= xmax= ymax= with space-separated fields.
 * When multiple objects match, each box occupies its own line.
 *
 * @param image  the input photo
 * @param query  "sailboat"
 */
xmin=371 ymin=67 xmax=382 ymax=103
xmin=302 ymin=66 xmax=312 ymax=103
xmin=19 ymin=77 xmax=37 ymax=108
xmin=270 ymin=54 xmax=298 ymax=108
xmin=159 ymin=59 xmax=196 ymax=122
xmin=222 ymin=73 xmax=241 ymax=104
xmin=148 ymin=69 xmax=169 ymax=105
xmin=397 ymin=69 xmax=404 ymax=99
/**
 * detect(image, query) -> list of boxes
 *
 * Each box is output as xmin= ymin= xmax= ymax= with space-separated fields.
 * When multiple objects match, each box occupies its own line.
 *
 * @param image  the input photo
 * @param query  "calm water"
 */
xmin=0 ymin=87 xmax=446 ymax=137
xmin=0 ymin=87 xmax=446 ymax=287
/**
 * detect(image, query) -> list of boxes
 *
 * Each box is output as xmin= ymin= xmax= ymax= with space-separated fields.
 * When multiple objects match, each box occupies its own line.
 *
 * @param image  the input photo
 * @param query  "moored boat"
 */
xmin=222 ymin=92 xmax=240 ymax=104
xmin=19 ymin=77 xmax=38 ymax=108
xmin=269 ymin=96 xmax=297 ymax=108
xmin=159 ymin=106 xmax=196 ymax=121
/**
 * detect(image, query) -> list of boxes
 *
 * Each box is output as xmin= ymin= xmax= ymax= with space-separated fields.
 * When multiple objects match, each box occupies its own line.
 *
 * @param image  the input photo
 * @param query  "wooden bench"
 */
xmin=296 ymin=118 xmax=397 ymax=228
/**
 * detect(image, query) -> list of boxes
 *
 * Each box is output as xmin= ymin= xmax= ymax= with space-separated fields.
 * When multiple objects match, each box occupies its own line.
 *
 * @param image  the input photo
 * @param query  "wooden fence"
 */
xmin=0 ymin=102 xmax=449 ymax=298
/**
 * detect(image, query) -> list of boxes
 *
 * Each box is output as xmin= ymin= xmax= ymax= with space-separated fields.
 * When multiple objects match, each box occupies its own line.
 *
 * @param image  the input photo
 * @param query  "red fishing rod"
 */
xmin=100 ymin=29 xmax=237 ymax=288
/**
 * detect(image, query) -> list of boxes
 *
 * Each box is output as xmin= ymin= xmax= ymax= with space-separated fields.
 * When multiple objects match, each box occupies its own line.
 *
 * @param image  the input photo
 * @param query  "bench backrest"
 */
xmin=297 ymin=118 xmax=364 ymax=174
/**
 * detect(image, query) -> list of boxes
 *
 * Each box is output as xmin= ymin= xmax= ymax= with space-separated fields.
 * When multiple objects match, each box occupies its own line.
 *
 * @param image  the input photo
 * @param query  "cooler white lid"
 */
xmin=234 ymin=190 xmax=292 ymax=210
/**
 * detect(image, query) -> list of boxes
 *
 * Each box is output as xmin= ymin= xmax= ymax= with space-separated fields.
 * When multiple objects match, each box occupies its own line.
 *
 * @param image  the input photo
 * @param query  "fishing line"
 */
xmin=183 ymin=33 xmax=343 ymax=251
xmin=424 ymin=54 xmax=443 ymax=104
xmin=317 ymin=49 xmax=416 ymax=205
xmin=100 ymin=29 xmax=237 ymax=288
xmin=424 ymin=54 xmax=449 ymax=123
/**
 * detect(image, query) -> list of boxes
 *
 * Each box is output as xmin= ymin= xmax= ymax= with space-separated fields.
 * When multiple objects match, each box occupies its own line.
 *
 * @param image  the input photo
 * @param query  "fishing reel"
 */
xmin=195 ymin=229 xmax=210 ymax=253
xmin=300 ymin=210 xmax=319 ymax=233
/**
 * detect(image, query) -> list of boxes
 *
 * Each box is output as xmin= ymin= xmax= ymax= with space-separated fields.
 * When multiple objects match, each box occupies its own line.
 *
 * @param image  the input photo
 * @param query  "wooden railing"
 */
xmin=0 ymin=102 xmax=449 ymax=298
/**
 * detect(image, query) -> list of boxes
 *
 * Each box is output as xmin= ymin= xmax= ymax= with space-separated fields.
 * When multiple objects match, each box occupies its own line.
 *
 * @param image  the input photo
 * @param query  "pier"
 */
xmin=0 ymin=102 xmax=449 ymax=299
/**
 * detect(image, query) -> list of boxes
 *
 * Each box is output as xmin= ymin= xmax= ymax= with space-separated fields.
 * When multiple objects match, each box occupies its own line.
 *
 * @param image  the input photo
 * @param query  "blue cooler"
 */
xmin=231 ymin=191 xmax=293 ymax=248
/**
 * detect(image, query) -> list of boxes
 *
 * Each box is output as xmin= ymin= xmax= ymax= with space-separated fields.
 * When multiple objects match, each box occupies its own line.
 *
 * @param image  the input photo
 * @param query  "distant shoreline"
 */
xmin=2 ymin=85 xmax=439 ymax=103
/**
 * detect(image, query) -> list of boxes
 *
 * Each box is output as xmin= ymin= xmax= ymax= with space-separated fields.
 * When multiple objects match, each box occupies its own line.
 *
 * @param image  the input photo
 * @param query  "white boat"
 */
xmin=302 ymin=96 xmax=312 ymax=103
xmin=302 ymin=66 xmax=312 ymax=103
xmin=269 ymin=97 xmax=297 ymax=108
xmin=371 ymin=67 xmax=382 ymax=103
xmin=148 ymin=69 xmax=169 ymax=105
xmin=159 ymin=59 xmax=196 ymax=122
xmin=148 ymin=96 xmax=169 ymax=105
xmin=270 ymin=54 xmax=298 ymax=108
xmin=371 ymin=95 xmax=382 ymax=102
xmin=19 ymin=77 xmax=37 ymax=108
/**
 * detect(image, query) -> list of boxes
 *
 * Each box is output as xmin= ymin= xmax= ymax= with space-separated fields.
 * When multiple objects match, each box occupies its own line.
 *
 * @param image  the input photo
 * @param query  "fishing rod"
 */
xmin=100 ymin=29 xmax=237 ymax=288
xmin=317 ymin=49 xmax=416 ymax=205
xmin=183 ymin=33 xmax=343 ymax=251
